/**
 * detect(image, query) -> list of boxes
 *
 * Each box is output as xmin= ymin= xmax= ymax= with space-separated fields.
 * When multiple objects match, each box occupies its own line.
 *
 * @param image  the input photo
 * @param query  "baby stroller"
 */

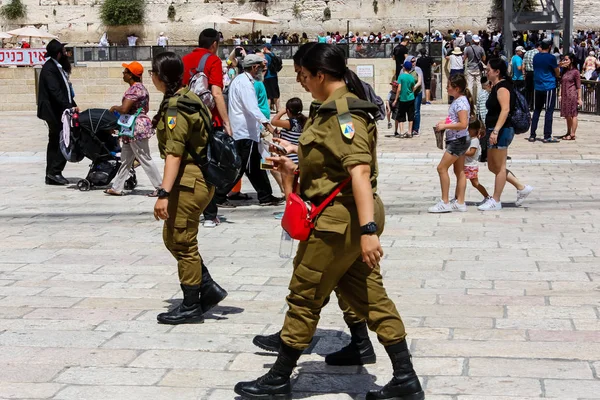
xmin=74 ymin=109 xmax=137 ymax=191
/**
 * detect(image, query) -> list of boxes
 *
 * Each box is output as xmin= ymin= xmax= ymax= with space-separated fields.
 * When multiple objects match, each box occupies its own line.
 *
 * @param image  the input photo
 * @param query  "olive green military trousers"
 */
xmin=281 ymin=195 xmax=407 ymax=350
xmin=163 ymin=165 xmax=214 ymax=287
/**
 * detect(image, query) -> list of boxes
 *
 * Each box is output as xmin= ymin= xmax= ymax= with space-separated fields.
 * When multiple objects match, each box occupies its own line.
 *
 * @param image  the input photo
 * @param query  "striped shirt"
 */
xmin=279 ymin=117 xmax=303 ymax=164
xmin=523 ymin=49 xmax=539 ymax=72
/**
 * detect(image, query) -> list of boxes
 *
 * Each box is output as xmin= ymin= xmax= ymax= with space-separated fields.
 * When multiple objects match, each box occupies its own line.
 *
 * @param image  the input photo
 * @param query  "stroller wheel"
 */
xmin=77 ymin=179 xmax=91 ymax=191
xmin=124 ymin=173 xmax=137 ymax=190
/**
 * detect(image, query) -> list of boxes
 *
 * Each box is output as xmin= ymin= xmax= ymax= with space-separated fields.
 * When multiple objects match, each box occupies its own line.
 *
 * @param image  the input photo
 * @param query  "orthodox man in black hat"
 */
xmin=37 ymin=39 xmax=77 ymax=185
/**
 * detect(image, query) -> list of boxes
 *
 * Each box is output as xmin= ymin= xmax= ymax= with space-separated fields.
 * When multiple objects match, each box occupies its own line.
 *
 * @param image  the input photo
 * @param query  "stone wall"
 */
xmin=0 ymin=57 xmax=396 ymax=112
xmin=4 ymin=0 xmax=598 ymax=46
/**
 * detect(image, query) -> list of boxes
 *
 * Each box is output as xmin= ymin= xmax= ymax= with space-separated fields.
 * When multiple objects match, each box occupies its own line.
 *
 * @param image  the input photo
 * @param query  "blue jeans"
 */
xmin=530 ymin=88 xmax=556 ymax=139
xmin=413 ymin=92 xmax=422 ymax=133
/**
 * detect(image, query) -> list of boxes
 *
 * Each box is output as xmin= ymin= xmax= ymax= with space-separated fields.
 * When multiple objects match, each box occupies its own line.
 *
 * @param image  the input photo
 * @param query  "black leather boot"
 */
xmin=325 ymin=321 xmax=376 ymax=366
xmin=234 ymin=343 xmax=302 ymax=399
xmin=366 ymin=340 xmax=424 ymax=400
xmin=200 ymin=262 xmax=228 ymax=313
xmin=252 ymin=330 xmax=282 ymax=353
xmin=157 ymin=285 xmax=204 ymax=325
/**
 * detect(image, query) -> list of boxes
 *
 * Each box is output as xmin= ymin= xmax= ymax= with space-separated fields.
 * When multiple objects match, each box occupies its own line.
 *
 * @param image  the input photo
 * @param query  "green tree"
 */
xmin=100 ymin=0 xmax=145 ymax=26
xmin=0 ymin=0 xmax=27 ymax=20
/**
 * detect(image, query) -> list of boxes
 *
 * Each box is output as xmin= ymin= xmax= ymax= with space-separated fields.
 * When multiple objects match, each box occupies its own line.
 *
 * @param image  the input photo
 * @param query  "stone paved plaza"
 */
xmin=0 ymin=106 xmax=599 ymax=399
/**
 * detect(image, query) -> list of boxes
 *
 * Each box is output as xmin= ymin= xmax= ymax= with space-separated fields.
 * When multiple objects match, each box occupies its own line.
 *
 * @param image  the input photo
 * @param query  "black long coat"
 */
xmin=37 ymin=59 xmax=76 ymax=126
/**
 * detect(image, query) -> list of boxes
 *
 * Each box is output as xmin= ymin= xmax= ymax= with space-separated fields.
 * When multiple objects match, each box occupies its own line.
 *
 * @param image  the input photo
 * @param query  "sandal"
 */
xmin=402 ymin=132 xmax=413 ymax=138
xmin=562 ymin=135 xmax=576 ymax=141
xmin=104 ymin=188 xmax=124 ymax=196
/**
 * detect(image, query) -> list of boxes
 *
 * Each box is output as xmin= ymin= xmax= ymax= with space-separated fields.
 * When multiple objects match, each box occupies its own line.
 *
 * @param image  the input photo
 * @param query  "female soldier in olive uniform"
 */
xmin=151 ymin=52 xmax=227 ymax=325
xmin=235 ymin=44 xmax=424 ymax=400
xmin=252 ymin=42 xmax=378 ymax=368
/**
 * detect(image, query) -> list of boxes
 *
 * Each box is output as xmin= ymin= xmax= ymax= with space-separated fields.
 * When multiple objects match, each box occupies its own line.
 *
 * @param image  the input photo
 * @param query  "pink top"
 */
xmin=122 ymin=82 xmax=154 ymax=143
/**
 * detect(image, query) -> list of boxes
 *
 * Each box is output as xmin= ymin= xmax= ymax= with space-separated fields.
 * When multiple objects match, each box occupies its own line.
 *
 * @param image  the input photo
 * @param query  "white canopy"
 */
xmin=0 ymin=32 xmax=12 ymax=39
xmin=6 ymin=26 xmax=57 ymax=39
xmin=232 ymin=12 xmax=279 ymax=25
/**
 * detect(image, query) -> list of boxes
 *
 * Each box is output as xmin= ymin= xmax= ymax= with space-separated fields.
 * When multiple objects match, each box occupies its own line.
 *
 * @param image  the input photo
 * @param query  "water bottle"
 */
xmin=278 ymin=229 xmax=294 ymax=259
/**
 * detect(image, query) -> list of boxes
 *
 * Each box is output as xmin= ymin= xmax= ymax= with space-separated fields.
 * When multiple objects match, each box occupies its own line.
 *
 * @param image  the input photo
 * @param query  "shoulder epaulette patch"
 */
xmin=167 ymin=106 xmax=177 ymax=130
xmin=338 ymin=111 xmax=355 ymax=140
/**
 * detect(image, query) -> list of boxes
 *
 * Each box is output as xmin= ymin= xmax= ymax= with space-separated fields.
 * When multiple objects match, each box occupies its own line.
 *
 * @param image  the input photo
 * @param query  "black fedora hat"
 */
xmin=45 ymin=39 xmax=67 ymax=58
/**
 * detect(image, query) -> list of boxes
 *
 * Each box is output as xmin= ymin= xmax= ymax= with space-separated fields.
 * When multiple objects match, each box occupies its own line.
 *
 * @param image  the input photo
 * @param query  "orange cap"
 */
xmin=122 ymin=61 xmax=144 ymax=77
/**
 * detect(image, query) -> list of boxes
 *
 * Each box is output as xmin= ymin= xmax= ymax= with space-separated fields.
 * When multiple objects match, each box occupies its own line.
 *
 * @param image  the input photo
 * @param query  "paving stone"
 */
xmin=54 ymin=366 xmax=166 ymax=385
xmin=53 ymin=385 xmax=207 ymax=400
xmin=0 ymin=382 xmax=63 ymax=399
xmin=0 ymin=330 xmax=115 ymax=348
xmin=129 ymin=349 xmax=234 ymax=369
xmin=468 ymin=358 xmax=594 ymax=379
xmin=544 ymin=379 xmax=600 ymax=398
xmin=0 ymin=364 xmax=64 ymax=383
xmin=426 ymin=376 xmax=542 ymax=396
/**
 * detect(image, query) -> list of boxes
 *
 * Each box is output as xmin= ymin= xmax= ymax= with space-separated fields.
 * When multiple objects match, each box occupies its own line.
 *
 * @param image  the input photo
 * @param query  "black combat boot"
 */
xmin=234 ymin=343 xmax=302 ymax=399
xmin=252 ymin=330 xmax=282 ymax=353
xmin=157 ymin=284 xmax=204 ymax=325
xmin=366 ymin=340 xmax=424 ymax=400
xmin=200 ymin=262 xmax=228 ymax=313
xmin=325 ymin=321 xmax=376 ymax=366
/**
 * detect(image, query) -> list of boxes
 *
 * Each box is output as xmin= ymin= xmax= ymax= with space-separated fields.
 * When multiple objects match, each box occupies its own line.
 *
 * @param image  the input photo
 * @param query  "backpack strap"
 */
xmin=197 ymin=53 xmax=211 ymax=74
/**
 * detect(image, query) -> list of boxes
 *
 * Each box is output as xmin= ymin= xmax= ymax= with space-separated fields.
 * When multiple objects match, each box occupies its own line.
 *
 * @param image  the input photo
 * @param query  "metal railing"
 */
xmin=580 ymin=80 xmax=600 ymax=115
xmin=71 ymin=42 xmax=443 ymax=62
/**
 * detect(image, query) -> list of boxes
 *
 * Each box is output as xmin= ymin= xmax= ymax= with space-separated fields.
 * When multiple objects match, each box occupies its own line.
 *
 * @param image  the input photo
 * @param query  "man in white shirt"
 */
xmin=215 ymin=54 xmax=283 ymax=207
xmin=127 ymin=34 xmax=138 ymax=47
xmin=157 ymin=32 xmax=168 ymax=47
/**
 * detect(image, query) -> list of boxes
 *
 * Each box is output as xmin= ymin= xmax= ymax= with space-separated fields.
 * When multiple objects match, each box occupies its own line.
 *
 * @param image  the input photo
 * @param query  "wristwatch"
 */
xmin=157 ymin=188 xmax=170 ymax=199
xmin=360 ymin=222 xmax=378 ymax=235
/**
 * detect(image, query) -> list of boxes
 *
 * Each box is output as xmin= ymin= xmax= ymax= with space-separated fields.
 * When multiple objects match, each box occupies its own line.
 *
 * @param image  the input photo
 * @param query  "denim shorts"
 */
xmin=445 ymin=136 xmax=471 ymax=157
xmin=485 ymin=127 xmax=515 ymax=150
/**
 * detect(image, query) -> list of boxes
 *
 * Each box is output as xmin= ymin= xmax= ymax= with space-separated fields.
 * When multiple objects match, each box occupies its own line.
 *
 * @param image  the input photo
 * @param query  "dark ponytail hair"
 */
xmin=286 ymin=97 xmax=307 ymax=127
xmin=151 ymin=51 xmax=184 ymax=127
xmin=301 ymin=43 xmax=368 ymax=101
xmin=448 ymin=73 xmax=476 ymax=120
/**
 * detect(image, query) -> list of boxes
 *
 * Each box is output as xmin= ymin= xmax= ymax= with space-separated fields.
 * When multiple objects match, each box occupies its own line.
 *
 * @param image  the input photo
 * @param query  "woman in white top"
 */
xmin=446 ymin=47 xmax=464 ymax=76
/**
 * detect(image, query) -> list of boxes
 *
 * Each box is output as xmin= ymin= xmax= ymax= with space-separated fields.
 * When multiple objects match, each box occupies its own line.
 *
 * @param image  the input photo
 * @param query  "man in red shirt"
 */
xmin=182 ymin=28 xmax=231 ymax=228
xmin=182 ymin=28 xmax=231 ymax=136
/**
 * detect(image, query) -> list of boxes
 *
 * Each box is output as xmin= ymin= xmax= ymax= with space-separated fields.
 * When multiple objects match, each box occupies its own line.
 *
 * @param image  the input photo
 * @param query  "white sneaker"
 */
xmin=478 ymin=198 xmax=502 ymax=211
xmin=515 ymin=185 xmax=534 ymax=207
xmin=428 ymin=200 xmax=452 ymax=213
xmin=450 ymin=199 xmax=467 ymax=212
xmin=203 ymin=218 xmax=220 ymax=228
xmin=479 ymin=196 xmax=492 ymax=206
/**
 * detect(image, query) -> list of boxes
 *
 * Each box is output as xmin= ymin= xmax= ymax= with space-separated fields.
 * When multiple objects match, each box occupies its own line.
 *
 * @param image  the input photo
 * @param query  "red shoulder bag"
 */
xmin=281 ymin=177 xmax=351 ymax=241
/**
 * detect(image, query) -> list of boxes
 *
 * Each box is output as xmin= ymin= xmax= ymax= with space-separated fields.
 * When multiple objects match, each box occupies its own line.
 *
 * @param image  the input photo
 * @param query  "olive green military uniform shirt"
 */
xmin=156 ymin=88 xmax=210 ymax=165
xmin=298 ymin=86 xmax=379 ymax=201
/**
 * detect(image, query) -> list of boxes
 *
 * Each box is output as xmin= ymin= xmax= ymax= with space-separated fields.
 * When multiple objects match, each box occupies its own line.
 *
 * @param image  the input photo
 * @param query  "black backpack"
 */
xmin=174 ymin=89 xmax=241 ymax=189
xmin=360 ymin=80 xmax=386 ymax=121
xmin=510 ymin=89 xmax=531 ymax=134
xmin=268 ymin=53 xmax=283 ymax=74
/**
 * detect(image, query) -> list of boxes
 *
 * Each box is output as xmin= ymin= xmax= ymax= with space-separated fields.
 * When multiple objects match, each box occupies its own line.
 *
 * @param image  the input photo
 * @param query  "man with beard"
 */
xmin=212 ymin=54 xmax=283 ymax=207
xmin=37 ymin=39 xmax=77 ymax=185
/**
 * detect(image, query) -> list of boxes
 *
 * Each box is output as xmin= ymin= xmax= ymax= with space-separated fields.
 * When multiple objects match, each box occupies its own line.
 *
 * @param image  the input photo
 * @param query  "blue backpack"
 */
xmin=511 ymin=89 xmax=531 ymax=134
